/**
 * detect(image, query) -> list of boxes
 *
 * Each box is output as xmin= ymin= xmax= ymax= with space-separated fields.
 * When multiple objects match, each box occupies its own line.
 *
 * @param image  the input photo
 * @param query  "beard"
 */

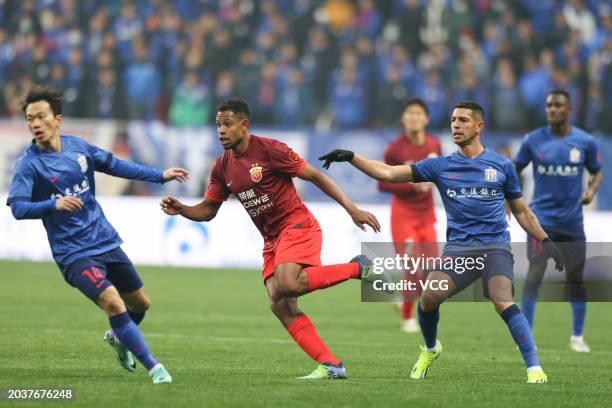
xmin=454 ymin=132 xmax=477 ymax=147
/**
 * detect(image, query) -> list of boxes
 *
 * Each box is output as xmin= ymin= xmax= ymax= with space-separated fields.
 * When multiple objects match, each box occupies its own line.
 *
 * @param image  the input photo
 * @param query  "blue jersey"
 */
xmin=515 ymin=126 xmax=601 ymax=237
xmin=411 ymin=148 xmax=522 ymax=248
xmin=6 ymin=135 xmax=164 ymax=269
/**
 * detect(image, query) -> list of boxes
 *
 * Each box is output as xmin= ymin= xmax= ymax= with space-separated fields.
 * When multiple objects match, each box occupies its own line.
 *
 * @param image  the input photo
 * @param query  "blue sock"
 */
xmin=417 ymin=303 xmax=439 ymax=349
xmin=109 ymin=312 xmax=158 ymax=371
xmin=570 ymin=301 xmax=586 ymax=336
xmin=501 ymin=304 xmax=540 ymax=369
xmin=521 ymin=281 xmax=540 ymax=328
xmin=569 ymin=283 xmax=587 ymax=336
xmin=128 ymin=310 xmax=146 ymax=325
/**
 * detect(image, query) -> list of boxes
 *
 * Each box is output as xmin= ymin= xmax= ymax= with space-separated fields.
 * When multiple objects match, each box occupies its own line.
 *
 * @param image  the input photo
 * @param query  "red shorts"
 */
xmin=391 ymin=220 xmax=438 ymax=301
xmin=262 ymin=226 xmax=322 ymax=281
xmin=391 ymin=221 xmax=438 ymax=258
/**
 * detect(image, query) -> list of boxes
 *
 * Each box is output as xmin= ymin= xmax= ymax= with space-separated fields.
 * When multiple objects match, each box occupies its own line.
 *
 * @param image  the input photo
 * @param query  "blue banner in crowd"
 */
xmin=119 ymin=124 xmax=612 ymax=209
xmin=597 ymin=137 xmax=612 ymax=210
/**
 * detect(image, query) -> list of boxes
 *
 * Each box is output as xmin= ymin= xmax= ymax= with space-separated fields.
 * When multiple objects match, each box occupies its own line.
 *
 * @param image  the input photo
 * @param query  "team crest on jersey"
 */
xmin=484 ymin=168 xmax=497 ymax=182
xmin=569 ymin=147 xmax=581 ymax=164
xmin=77 ymin=154 xmax=88 ymax=173
xmin=250 ymin=163 xmax=263 ymax=183
xmin=289 ymin=150 xmax=301 ymax=162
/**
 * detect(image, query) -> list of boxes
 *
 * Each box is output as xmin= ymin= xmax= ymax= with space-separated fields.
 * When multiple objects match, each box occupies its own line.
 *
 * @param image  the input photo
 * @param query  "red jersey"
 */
xmin=378 ymin=133 xmax=441 ymax=225
xmin=205 ymin=135 xmax=318 ymax=243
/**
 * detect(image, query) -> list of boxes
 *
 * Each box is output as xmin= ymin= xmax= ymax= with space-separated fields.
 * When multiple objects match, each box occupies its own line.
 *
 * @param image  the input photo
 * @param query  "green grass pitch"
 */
xmin=1 ymin=260 xmax=611 ymax=407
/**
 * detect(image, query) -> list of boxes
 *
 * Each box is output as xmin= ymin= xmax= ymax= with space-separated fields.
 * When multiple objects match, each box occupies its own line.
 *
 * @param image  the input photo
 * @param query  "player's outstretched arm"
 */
xmin=97 ymin=153 xmax=189 ymax=184
xmin=581 ymin=170 xmax=602 ymax=205
xmin=162 ymin=167 xmax=190 ymax=183
xmin=508 ymin=197 xmax=565 ymax=271
xmin=160 ymin=196 xmax=221 ymax=222
xmin=298 ymin=163 xmax=380 ymax=232
xmin=318 ymin=149 xmax=412 ymax=182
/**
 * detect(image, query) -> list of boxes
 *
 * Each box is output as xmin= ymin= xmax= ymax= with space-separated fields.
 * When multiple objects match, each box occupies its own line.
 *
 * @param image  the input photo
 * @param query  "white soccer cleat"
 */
xmin=104 ymin=329 xmax=137 ymax=372
xmin=401 ymin=318 xmax=419 ymax=333
xmin=149 ymin=363 xmax=172 ymax=384
xmin=570 ymin=335 xmax=591 ymax=352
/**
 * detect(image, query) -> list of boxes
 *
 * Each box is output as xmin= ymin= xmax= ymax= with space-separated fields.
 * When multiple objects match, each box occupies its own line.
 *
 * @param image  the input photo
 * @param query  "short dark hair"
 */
xmin=454 ymin=100 xmax=485 ymax=120
xmin=548 ymin=89 xmax=571 ymax=105
xmin=217 ymin=98 xmax=250 ymax=119
xmin=20 ymin=85 xmax=63 ymax=116
xmin=404 ymin=98 xmax=429 ymax=116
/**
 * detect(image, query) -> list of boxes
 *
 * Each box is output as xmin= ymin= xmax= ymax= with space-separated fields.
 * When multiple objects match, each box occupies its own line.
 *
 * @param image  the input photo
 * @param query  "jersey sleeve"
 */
xmin=410 ymin=157 xmax=440 ymax=183
xmin=86 ymin=141 xmax=164 ymax=182
xmin=205 ymin=158 xmax=230 ymax=202
xmin=503 ymin=161 xmax=523 ymax=200
xmin=514 ymin=134 xmax=532 ymax=167
xmin=267 ymin=140 xmax=306 ymax=177
xmin=6 ymin=157 xmax=35 ymax=205
xmin=86 ymin=142 xmax=113 ymax=169
xmin=585 ymin=138 xmax=602 ymax=174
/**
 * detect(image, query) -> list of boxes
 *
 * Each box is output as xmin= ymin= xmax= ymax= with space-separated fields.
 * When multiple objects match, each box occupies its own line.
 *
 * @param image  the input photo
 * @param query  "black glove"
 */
xmin=318 ymin=149 xmax=355 ymax=169
xmin=542 ymin=237 xmax=565 ymax=272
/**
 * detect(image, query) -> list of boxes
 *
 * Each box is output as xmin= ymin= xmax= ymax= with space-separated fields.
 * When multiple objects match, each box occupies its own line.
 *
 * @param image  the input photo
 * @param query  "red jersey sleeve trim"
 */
xmin=293 ymin=159 xmax=307 ymax=177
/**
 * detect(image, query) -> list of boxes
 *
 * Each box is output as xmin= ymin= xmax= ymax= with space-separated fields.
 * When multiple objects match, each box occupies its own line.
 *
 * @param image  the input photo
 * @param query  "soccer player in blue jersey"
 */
xmin=6 ymin=85 xmax=189 ymax=384
xmin=319 ymin=101 xmax=565 ymax=383
xmin=515 ymin=90 xmax=602 ymax=353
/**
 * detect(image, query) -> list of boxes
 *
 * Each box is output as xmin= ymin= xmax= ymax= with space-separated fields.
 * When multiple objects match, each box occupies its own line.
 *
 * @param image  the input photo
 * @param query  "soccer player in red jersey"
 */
xmin=377 ymin=99 xmax=441 ymax=333
xmin=160 ymin=98 xmax=385 ymax=379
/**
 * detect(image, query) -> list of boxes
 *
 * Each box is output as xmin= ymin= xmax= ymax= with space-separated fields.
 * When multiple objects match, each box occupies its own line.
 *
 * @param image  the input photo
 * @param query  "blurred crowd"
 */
xmin=0 ymin=0 xmax=610 ymax=133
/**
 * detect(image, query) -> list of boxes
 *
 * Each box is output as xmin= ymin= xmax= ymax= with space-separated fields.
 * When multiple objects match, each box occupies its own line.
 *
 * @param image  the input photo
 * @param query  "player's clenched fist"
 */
xmin=163 ymin=167 xmax=190 ymax=183
xmin=160 ymin=196 xmax=184 ymax=215
xmin=55 ymin=196 xmax=83 ymax=212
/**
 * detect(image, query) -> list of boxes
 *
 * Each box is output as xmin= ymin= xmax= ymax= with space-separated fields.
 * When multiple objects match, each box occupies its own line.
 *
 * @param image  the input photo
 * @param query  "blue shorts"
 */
xmin=61 ymin=247 xmax=143 ymax=302
xmin=437 ymin=249 xmax=515 ymax=299
xmin=527 ymin=230 xmax=586 ymax=281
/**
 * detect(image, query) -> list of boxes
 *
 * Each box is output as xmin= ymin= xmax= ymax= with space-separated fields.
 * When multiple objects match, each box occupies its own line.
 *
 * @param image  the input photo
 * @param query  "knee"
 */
xmin=419 ymin=291 xmax=441 ymax=312
xmin=122 ymin=290 xmax=151 ymax=313
xmin=98 ymin=293 xmax=126 ymax=316
xmin=134 ymin=293 xmax=151 ymax=312
xmin=487 ymin=288 xmax=513 ymax=303
xmin=270 ymin=299 xmax=290 ymax=320
xmin=524 ymin=274 xmax=543 ymax=286
xmin=275 ymin=275 xmax=300 ymax=297
xmin=270 ymin=300 xmax=282 ymax=318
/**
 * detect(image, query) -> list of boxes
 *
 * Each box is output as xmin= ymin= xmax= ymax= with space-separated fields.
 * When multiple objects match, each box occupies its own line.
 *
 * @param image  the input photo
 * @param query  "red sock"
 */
xmin=304 ymin=263 xmax=359 ymax=292
xmin=286 ymin=315 xmax=340 ymax=366
xmin=403 ymin=301 xmax=415 ymax=320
